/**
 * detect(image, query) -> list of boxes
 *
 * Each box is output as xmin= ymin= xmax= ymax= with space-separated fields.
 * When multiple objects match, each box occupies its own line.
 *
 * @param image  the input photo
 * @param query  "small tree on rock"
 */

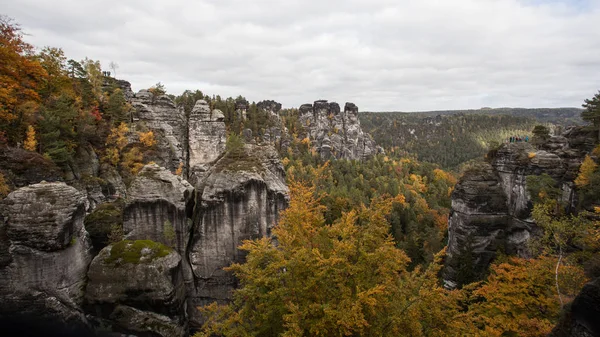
xmin=582 ymin=91 xmax=600 ymax=140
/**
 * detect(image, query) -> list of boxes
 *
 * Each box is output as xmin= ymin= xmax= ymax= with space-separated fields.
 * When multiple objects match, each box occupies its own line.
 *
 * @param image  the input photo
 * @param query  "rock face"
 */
xmin=298 ymin=100 xmax=381 ymax=160
xmin=0 ymin=147 xmax=63 ymax=188
xmin=188 ymin=143 xmax=289 ymax=327
xmin=123 ymin=164 xmax=195 ymax=281
xmin=85 ymin=240 xmax=186 ymax=337
xmin=444 ymin=128 xmax=597 ymax=288
xmin=131 ymin=89 xmax=186 ymax=171
xmin=188 ymin=100 xmax=227 ymax=181
xmin=0 ymin=182 xmax=93 ymax=334
xmin=551 ymin=277 xmax=600 ymax=337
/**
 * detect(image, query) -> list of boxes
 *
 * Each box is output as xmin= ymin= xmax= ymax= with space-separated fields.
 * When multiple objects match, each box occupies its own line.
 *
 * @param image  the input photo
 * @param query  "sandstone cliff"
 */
xmin=444 ymin=127 xmax=597 ymax=288
xmin=298 ymin=100 xmax=382 ymax=160
xmin=0 ymin=182 xmax=93 ymax=335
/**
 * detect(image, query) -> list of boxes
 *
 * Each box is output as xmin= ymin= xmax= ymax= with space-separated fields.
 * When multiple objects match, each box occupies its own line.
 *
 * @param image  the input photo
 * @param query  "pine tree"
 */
xmin=582 ymin=91 xmax=600 ymax=140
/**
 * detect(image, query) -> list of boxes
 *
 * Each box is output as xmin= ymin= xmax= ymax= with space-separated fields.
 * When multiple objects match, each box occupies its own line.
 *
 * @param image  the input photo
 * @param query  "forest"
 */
xmin=2 ymin=14 xmax=600 ymax=337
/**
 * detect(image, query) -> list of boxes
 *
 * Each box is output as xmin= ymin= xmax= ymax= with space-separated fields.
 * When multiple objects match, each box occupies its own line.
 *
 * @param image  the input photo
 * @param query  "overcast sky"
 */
xmin=3 ymin=0 xmax=600 ymax=111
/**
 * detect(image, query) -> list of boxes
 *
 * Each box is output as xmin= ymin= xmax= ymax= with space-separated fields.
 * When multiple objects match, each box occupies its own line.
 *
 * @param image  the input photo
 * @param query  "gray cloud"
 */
xmin=3 ymin=0 xmax=600 ymax=111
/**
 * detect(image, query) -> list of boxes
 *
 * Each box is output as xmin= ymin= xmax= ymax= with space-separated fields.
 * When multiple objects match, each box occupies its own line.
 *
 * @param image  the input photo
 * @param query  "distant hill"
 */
xmin=359 ymin=108 xmax=583 ymax=169
xmin=365 ymin=107 xmax=584 ymax=125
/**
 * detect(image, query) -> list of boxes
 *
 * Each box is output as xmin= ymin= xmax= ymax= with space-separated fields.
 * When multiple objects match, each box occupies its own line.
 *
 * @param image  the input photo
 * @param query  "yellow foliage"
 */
xmin=107 ymin=122 xmax=129 ymax=150
xmin=594 ymin=206 xmax=600 ymax=214
xmin=575 ymin=155 xmax=598 ymax=188
xmin=528 ymin=152 xmax=537 ymax=159
xmin=121 ymin=147 xmax=144 ymax=175
xmin=0 ymin=173 xmax=10 ymax=198
xmin=138 ymin=130 xmax=157 ymax=148
xmin=23 ymin=125 xmax=37 ymax=151
xmin=175 ymin=162 xmax=184 ymax=176
xmin=281 ymin=157 xmax=290 ymax=166
xmin=592 ymin=145 xmax=600 ymax=157
xmin=301 ymin=137 xmax=311 ymax=146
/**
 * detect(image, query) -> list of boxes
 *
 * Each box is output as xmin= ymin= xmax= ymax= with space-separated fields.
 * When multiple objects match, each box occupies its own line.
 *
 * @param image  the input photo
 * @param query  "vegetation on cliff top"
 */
xmin=105 ymin=240 xmax=172 ymax=265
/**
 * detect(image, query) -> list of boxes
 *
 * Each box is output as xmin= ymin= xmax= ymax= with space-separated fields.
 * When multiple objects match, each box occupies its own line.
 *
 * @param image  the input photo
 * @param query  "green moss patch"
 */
xmin=105 ymin=240 xmax=172 ymax=265
xmin=84 ymin=200 xmax=124 ymax=250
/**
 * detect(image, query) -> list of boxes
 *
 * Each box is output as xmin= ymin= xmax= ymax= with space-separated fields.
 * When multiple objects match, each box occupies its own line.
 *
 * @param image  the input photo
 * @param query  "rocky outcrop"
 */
xmin=444 ymin=128 xmax=597 ymax=288
xmin=0 ymin=147 xmax=63 ymax=188
xmin=188 ymin=100 xmax=226 ymax=182
xmin=85 ymin=240 xmax=186 ymax=337
xmin=551 ymin=277 xmax=600 ymax=337
xmin=131 ymin=90 xmax=186 ymax=171
xmin=0 ymin=182 xmax=93 ymax=334
xmin=123 ymin=164 xmax=194 ymax=283
xmin=188 ymin=143 xmax=289 ymax=327
xmin=298 ymin=100 xmax=381 ymax=160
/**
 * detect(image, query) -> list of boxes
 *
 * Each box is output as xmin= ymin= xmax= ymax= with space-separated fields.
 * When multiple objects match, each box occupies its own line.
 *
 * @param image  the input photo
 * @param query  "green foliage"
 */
xmin=526 ymin=174 xmax=561 ymax=206
xmin=105 ymin=88 xmax=129 ymax=125
xmin=360 ymin=112 xmax=538 ymax=169
xmin=532 ymin=125 xmax=551 ymax=146
xmin=105 ymin=240 xmax=171 ymax=265
xmin=84 ymin=200 xmax=124 ymax=250
xmin=225 ymin=133 xmax=245 ymax=158
xmin=197 ymin=182 xmax=466 ymax=337
xmin=582 ymin=90 xmax=600 ymax=139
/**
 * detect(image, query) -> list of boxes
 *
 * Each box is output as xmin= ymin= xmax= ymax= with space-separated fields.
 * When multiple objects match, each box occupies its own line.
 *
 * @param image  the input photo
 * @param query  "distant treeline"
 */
xmin=360 ymin=112 xmax=543 ymax=169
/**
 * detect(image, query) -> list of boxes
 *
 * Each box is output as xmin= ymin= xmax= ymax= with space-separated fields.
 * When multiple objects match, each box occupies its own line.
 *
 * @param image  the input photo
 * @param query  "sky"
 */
xmin=2 ymin=0 xmax=600 ymax=111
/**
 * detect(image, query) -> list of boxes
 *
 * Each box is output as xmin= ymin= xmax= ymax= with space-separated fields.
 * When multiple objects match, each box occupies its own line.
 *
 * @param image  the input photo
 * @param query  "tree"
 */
xmin=138 ymin=130 xmax=157 ymax=148
xmin=0 ymin=172 xmax=10 ymax=199
xmin=148 ymin=82 xmax=166 ymax=103
xmin=575 ymin=155 xmax=598 ymax=188
xmin=81 ymin=58 xmax=103 ymax=102
xmin=109 ymin=61 xmax=119 ymax=78
xmin=23 ymin=125 xmax=37 ymax=151
xmin=225 ymin=133 xmax=244 ymax=159
xmin=582 ymin=91 xmax=600 ymax=140
xmin=197 ymin=181 xmax=467 ymax=337
xmin=532 ymin=125 xmax=551 ymax=147
xmin=0 ymin=15 xmax=47 ymax=143
xmin=105 ymin=88 xmax=129 ymax=124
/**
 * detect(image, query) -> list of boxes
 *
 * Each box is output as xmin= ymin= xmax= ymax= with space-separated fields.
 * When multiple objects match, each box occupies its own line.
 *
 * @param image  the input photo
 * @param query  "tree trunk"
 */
xmin=556 ymin=247 xmax=564 ymax=308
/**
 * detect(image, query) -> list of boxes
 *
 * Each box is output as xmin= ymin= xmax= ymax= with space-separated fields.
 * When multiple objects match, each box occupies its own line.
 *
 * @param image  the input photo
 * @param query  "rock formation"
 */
xmin=444 ymin=127 xmax=597 ymax=288
xmin=188 ymin=143 xmax=289 ymax=326
xmin=0 ymin=182 xmax=93 ymax=335
xmin=298 ymin=100 xmax=381 ymax=160
xmin=188 ymin=100 xmax=227 ymax=182
xmin=85 ymin=240 xmax=186 ymax=337
xmin=131 ymin=89 xmax=186 ymax=171
xmin=551 ymin=277 xmax=600 ymax=337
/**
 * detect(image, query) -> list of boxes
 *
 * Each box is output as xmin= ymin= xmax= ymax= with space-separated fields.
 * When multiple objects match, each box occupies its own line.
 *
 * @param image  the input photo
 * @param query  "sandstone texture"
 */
xmin=0 ymin=182 xmax=93 ymax=334
xmin=551 ymin=277 xmax=600 ymax=337
xmin=188 ymin=100 xmax=226 ymax=181
xmin=444 ymin=127 xmax=597 ymax=288
xmin=298 ymin=100 xmax=382 ymax=160
xmin=85 ymin=240 xmax=186 ymax=337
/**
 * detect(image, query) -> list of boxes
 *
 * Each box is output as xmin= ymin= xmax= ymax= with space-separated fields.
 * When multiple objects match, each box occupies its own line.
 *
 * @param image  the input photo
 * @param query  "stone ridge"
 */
xmin=444 ymin=127 xmax=597 ymax=288
xmin=298 ymin=100 xmax=382 ymax=160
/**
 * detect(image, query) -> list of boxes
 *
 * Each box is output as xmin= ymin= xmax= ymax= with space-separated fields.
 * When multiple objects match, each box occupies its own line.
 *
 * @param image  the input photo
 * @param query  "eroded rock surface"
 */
xmin=85 ymin=240 xmax=186 ymax=337
xmin=0 ymin=182 xmax=93 ymax=334
xmin=444 ymin=128 xmax=597 ymax=288
xmin=298 ymin=100 xmax=381 ymax=160
xmin=188 ymin=100 xmax=227 ymax=181
xmin=131 ymin=89 xmax=186 ymax=171
xmin=188 ymin=143 xmax=289 ymax=327
xmin=551 ymin=277 xmax=600 ymax=337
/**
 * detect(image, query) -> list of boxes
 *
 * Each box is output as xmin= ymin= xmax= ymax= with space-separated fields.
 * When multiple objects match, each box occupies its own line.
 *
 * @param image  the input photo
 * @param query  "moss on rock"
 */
xmin=105 ymin=240 xmax=172 ymax=265
xmin=84 ymin=200 xmax=124 ymax=251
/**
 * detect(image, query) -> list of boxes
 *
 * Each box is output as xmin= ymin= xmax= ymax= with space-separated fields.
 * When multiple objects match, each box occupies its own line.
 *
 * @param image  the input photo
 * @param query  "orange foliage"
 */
xmin=0 ymin=17 xmax=47 ymax=124
xmin=138 ymin=130 xmax=157 ymax=148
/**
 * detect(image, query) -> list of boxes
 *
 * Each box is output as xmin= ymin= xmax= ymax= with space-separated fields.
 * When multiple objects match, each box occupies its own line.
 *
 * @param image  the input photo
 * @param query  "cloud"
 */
xmin=2 ymin=0 xmax=599 ymax=111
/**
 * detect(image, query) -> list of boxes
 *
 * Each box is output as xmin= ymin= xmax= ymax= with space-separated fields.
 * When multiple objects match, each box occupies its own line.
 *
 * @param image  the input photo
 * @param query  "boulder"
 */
xmin=85 ymin=240 xmax=186 ymax=337
xmin=551 ymin=277 xmax=600 ymax=337
xmin=0 ymin=182 xmax=93 ymax=334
